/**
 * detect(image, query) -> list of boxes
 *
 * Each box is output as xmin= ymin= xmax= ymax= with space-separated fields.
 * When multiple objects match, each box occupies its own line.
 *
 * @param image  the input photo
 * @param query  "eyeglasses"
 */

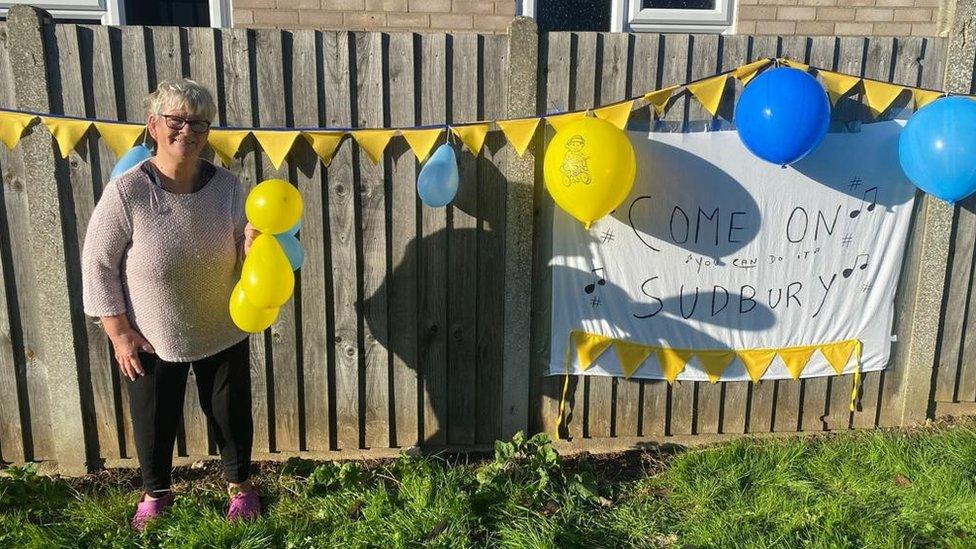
xmin=159 ymin=114 xmax=211 ymax=134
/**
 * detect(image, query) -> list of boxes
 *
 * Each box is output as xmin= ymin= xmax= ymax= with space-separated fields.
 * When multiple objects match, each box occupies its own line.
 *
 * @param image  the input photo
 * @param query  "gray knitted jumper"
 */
xmin=82 ymin=159 xmax=248 ymax=362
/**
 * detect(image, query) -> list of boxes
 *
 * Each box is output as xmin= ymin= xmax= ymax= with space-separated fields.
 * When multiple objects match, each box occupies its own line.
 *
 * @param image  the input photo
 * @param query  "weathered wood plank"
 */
xmin=447 ymin=33 xmax=479 ymax=446
xmin=149 ymin=26 xmax=184 ymax=83
xmin=323 ymin=31 xmax=359 ymax=451
xmin=419 ymin=33 xmax=448 ymax=445
xmin=386 ymin=32 xmax=419 ymax=449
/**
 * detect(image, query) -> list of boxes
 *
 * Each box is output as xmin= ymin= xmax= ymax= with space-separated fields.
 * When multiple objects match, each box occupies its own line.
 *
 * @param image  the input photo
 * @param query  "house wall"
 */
xmin=736 ymin=0 xmax=943 ymax=36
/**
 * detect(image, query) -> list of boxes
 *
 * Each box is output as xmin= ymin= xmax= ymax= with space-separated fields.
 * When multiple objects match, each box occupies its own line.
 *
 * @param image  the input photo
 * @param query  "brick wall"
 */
xmin=234 ymin=0 xmax=518 ymax=33
xmin=736 ymin=0 xmax=943 ymax=36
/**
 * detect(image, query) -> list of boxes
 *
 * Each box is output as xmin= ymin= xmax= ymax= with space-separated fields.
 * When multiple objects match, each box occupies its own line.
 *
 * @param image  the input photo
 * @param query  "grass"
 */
xmin=3 ymin=421 xmax=976 ymax=548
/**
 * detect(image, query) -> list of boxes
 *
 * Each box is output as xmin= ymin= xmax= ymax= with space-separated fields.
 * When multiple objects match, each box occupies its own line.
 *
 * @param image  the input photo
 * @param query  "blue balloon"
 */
xmin=734 ymin=67 xmax=831 ymax=166
xmin=899 ymin=96 xmax=976 ymax=203
xmin=109 ymin=144 xmax=153 ymax=180
xmin=417 ymin=144 xmax=459 ymax=207
xmin=275 ymin=233 xmax=305 ymax=271
xmin=283 ymin=219 xmax=303 ymax=236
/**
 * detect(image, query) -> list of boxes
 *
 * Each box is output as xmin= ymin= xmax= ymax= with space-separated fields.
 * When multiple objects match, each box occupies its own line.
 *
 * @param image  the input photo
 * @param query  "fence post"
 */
xmin=500 ymin=17 xmax=538 ymax=440
xmin=7 ymin=5 xmax=90 ymax=475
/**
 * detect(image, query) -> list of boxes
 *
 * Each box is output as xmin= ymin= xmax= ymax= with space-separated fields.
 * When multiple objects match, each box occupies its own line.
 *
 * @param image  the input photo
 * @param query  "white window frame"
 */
xmin=0 ymin=0 xmax=233 ymax=27
xmin=519 ymin=0 xmax=735 ymax=34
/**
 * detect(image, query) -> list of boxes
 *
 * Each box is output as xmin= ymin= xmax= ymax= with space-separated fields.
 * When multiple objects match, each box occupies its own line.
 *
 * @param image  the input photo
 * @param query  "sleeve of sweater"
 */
xmin=82 ymin=182 xmax=133 ymax=317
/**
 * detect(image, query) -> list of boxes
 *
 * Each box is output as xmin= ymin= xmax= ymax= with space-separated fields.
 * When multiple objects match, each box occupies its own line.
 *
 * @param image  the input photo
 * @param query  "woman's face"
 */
xmin=147 ymin=106 xmax=210 ymax=161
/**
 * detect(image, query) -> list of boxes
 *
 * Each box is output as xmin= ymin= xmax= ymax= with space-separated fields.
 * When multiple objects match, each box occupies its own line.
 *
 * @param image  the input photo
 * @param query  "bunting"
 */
xmin=93 ymin=122 xmax=144 ymax=158
xmin=0 ymin=112 xmax=37 ymax=150
xmin=208 ymin=129 xmax=250 ymax=166
xmin=572 ymin=331 xmax=613 ymax=371
xmin=497 ymin=117 xmax=541 ymax=157
xmin=644 ymin=86 xmax=679 ymax=117
xmin=820 ymin=339 xmax=858 ymax=375
xmin=913 ymin=88 xmax=943 ymax=110
xmin=733 ymin=59 xmax=771 ymax=85
xmin=656 ymin=348 xmax=694 ymax=384
xmin=613 ymin=340 xmax=653 ymax=379
xmin=593 ymin=100 xmax=635 ymax=130
xmin=450 ymin=123 xmax=489 ymax=155
xmin=737 ymin=349 xmax=778 ymax=383
xmin=818 ymin=71 xmax=862 ymax=106
xmin=43 ymin=118 xmax=92 ymax=159
xmin=686 ymin=74 xmax=729 ymax=117
xmin=401 ymin=128 xmax=443 ymax=162
xmin=862 ymin=79 xmax=907 ymax=118
xmin=779 ymin=346 xmax=818 ymax=380
xmin=352 ymin=129 xmax=395 ymax=164
xmin=303 ymin=131 xmax=345 ymax=166
xmin=545 ymin=111 xmax=588 ymax=132
xmin=252 ymin=130 xmax=299 ymax=169
xmin=697 ymin=350 xmax=736 ymax=383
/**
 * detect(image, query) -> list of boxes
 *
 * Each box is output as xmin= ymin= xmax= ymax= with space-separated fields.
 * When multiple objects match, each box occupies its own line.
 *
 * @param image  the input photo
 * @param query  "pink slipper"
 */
xmin=131 ymin=492 xmax=174 ymax=531
xmin=227 ymin=489 xmax=261 ymax=522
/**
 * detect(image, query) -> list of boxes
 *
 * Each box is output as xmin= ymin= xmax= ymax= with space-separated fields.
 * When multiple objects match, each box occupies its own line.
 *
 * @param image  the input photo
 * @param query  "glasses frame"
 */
xmin=159 ymin=114 xmax=211 ymax=134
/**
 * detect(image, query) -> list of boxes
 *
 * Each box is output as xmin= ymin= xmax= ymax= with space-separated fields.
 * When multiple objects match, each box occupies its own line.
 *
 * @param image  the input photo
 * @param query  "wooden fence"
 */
xmin=0 ymin=4 xmax=968 ymax=474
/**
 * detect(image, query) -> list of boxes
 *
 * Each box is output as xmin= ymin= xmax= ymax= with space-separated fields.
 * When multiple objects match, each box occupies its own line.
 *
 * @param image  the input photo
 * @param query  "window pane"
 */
xmin=537 ymin=0 xmax=611 ymax=32
xmin=124 ymin=0 xmax=210 ymax=26
xmin=641 ymin=0 xmax=715 ymax=9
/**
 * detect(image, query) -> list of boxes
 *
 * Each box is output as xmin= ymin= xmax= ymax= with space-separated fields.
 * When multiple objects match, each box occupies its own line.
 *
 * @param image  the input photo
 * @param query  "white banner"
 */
xmin=549 ymin=121 xmax=916 ymax=381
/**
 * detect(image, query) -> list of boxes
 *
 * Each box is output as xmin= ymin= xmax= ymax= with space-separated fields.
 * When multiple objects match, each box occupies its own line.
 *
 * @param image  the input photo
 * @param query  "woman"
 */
xmin=82 ymin=78 xmax=261 ymax=531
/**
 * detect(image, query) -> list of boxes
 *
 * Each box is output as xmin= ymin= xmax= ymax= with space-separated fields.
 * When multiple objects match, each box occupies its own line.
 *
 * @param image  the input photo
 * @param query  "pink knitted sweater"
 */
xmin=81 ymin=160 xmax=248 ymax=362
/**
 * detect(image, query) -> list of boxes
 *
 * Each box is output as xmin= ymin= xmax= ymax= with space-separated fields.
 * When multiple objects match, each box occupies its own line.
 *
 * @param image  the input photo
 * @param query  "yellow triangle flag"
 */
xmin=820 ymin=340 xmax=858 ymax=375
xmin=733 ymin=59 xmax=771 ymax=85
xmin=303 ymin=131 xmax=346 ymax=166
xmin=913 ymin=88 xmax=943 ymax=110
xmin=93 ymin=122 xmax=144 ymax=158
xmin=252 ymin=130 xmax=299 ymax=169
xmin=545 ymin=111 xmax=587 ymax=132
xmin=696 ymin=350 xmax=736 ymax=384
xmin=656 ymin=348 xmax=694 ymax=384
xmin=352 ymin=129 xmax=395 ymax=164
xmin=819 ymin=71 xmax=861 ymax=106
xmin=43 ymin=118 xmax=92 ymax=159
xmin=862 ymin=79 xmax=907 ymax=118
xmin=644 ymin=86 xmax=679 ymax=117
xmin=0 ymin=112 xmax=37 ymax=150
xmin=736 ymin=349 xmax=777 ymax=383
xmin=613 ymin=340 xmax=653 ymax=379
xmin=593 ymin=100 xmax=635 ymax=130
xmin=572 ymin=331 xmax=613 ymax=371
xmin=497 ymin=117 xmax=541 ymax=157
xmin=781 ymin=58 xmax=810 ymax=72
xmin=778 ymin=346 xmax=818 ymax=380
xmin=686 ymin=75 xmax=729 ymax=117
xmin=450 ymin=123 xmax=489 ymax=156
xmin=401 ymin=128 xmax=443 ymax=162
xmin=208 ymin=129 xmax=250 ymax=166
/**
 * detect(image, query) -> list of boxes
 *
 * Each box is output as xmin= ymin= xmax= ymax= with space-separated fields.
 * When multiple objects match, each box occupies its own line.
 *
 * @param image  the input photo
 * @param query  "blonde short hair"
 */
xmin=144 ymin=78 xmax=217 ymax=122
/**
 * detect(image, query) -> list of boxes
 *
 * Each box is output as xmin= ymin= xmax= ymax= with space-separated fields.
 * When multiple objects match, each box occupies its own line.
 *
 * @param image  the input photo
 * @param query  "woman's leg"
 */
xmin=193 ymin=339 xmax=253 ymax=485
xmin=125 ymin=353 xmax=190 ymax=498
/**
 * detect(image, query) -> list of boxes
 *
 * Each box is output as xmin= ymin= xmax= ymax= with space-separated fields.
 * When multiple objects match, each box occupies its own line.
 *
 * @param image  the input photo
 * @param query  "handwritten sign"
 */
xmin=549 ymin=121 xmax=916 ymax=381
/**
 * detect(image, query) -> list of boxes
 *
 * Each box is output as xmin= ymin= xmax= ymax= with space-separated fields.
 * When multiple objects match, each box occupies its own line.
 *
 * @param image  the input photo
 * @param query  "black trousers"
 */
xmin=126 ymin=338 xmax=253 ymax=497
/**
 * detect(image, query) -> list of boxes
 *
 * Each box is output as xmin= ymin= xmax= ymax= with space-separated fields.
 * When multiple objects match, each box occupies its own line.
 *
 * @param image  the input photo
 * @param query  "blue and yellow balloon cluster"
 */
xmin=229 ymin=179 xmax=305 ymax=333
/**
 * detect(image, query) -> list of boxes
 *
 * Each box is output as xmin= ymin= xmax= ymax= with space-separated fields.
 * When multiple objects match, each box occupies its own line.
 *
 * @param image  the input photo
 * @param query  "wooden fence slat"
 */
xmin=447 ymin=33 xmax=479 ymax=446
xmin=354 ymin=31 xmax=391 ymax=450
xmin=323 ymin=31 xmax=359 ymax=451
xmin=386 ymin=32 xmax=419 ymax=449
xmin=419 ymin=33 xmax=448 ymax=445
xmin=292 ymin=29 xmax=331 ymax=453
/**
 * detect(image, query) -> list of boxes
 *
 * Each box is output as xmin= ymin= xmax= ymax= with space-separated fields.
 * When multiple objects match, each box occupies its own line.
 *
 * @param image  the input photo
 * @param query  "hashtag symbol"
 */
xmin=860 ymin=283 xmax=872 ymax=293
xmin=847 ymin=177 xmax=863 ymax=192
xmin=841 ymin=234 xmax=853 ymax=247
xmin=601 ymin=229 xmax=615 ymax=244
xmin=590 ymin=296 xmax=601 ymax=308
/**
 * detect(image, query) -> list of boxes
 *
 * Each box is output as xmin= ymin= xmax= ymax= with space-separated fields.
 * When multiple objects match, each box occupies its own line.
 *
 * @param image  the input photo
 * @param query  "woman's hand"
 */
xmin=100 ymin=314 xmax=154 ymax=381
xmin=244 ymin=223 xmax=261 ymax=256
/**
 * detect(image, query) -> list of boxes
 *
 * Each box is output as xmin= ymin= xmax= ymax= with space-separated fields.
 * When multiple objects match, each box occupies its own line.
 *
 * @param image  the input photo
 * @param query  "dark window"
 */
xmin=537 ymin=0 xmax=611 ymax=32
xmin=124 ymin=0 xmax=210 ymax=26
xmin=641 ymin=0 xmax=715 ymax=9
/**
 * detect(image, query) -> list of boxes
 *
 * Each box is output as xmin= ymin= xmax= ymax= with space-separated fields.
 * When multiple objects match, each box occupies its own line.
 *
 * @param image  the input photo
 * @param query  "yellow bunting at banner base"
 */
xmin=208 ymin=129 xmax=250 ymax=167
xmin=93 ymin=122 xmax=144 ymax=158
xmin=644 ymin=86 xmax=679 ymax=118
xmin=657 ymin=348 xmax=694 ymax=384
xmin=497 ymin=118 xmax=541 ymax=157
xmin=572 ymin=331 xmax=614 ymax=371
xmin=352 ymin=129 xmax=395 ymax=164
xmin=401 ymin=128 xmax=444 ymax=162
xmin=43 ymin=118 xmax=92 ymax=159
xmin=545 ymin=111 xmax=588 ymax=132
xmin=303 ymin=131 xmax=345 ymax=166
xmin=733 ymin=59 xmax=771 ymax=85
xmin=697 ymin=350 xmax=736 ymax=383
xmin=819 ymin=71 xmax=862 ymax=106
xmin=593 ymin=100 xmax=635 ymax=130
xmin=0 ymin=112 xmax=37 ymax=150
xmin=614 ymin=340 xmax=653 ymax=379
xmin=252 ymin=130 xmax=300 ymax=169
xmin=686 ymin=74 xmax=729 ymax=117
xmin=779 ymin=346 xmax=818 ymax=380
xmin=450 ymin=123 xmax=489 ymax=156
xmin=913 ymin=89 xmax=943 ymax=110
xmin=862 ymin=79 xmax=907 ymax=118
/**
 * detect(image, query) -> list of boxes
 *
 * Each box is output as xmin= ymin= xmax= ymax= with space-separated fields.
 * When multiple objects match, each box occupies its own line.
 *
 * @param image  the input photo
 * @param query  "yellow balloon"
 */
xmin=229 ymin=282 xmax=279 ymax=333
xmin=543 ymin=117 xmax=636 ymax=228
xmin=245 ymin=179 xmax=304 ymax=234
xmin=241 ymin=234 xmax=295 ymax=308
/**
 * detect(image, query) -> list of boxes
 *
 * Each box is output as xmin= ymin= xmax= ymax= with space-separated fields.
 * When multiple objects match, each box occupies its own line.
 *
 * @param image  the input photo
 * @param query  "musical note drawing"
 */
xmin=584 ymin=267 xmax=606 ymax=294
xmin=849 ymin=187 xmax=878 ymax=218
xmin=843 ymin=253 xmax=869 ymax=278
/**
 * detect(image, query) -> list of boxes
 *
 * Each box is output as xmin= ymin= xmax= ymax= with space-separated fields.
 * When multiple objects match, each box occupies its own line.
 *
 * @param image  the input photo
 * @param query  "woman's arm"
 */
xmin=100 ymin=313 xmax=155 ymax=380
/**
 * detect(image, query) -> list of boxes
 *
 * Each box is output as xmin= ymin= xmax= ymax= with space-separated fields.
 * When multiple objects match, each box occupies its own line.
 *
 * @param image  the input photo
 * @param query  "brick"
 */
xmin=836 ymin=0 xmax=874 ymax=6
xmin=753 ymin=20 xmax=796 ymax=33
xmin=299 ymin=9 xmax=344 ymax=25
xmin=872 ymin=21 xmax=912 ymax=33
xmin=494 ymin=1 xmax=516 ymax=15
xmin=816 ymin=6 xmax=855 ymax=19
xmin=366 ymin=0 xmax=408 ymax=9
xmin=736 ymin=20 xmax=758 ymax=33
xmin=739 ymin=5 xmax=777 ymax=18
xmin=795 ymin=20 xmax=836 ymax=33
xmin=913 ymin=0 xmax=939 ymax=7
xmin=778 ymin=6 xmax=817 ymax=19
xmin=233 ymin=9 xmax=254 ymax=24
xmin=875 ymin=0 xmax=914 ymax=6
xmin=798 ymin=0 xmax=836 ymax=6
xmin=251 ymin=8 xmax=300 ymax=25
xmin=892 ymin=7 xmax=932 ymax=20
xmin=911 ymin=22 xmax=938 ymax=35
xmin=408 ymin=0 xmax=452 ymax=12
xmin=739 ymin=0 xmax=759 ymax=5
xmin=344 ymin=11 xmax=387 ymax=27
xmin=322 ymin=0 xmax=365 ymax=8
xmin=472 ymin=14 xmax=513 ymax=30
xmin=855 ymin=7 xmax=894 ymax=20
xmin=387 ymin=11 xmax=429 ymax=26
xmin=453 ymin=0 xmax=494 ymax=13
xmin=760 ymin=0 xmax=798 ymax=5
xmin=235 ymin=0 xmax=276 ymax=7
xmin=834 ymin=21 xmax=874 ymax=33
xmin=430 ymin=12 xmax=473 ymax=28
xmin=284 ymin=0 xmax=322 ymax=8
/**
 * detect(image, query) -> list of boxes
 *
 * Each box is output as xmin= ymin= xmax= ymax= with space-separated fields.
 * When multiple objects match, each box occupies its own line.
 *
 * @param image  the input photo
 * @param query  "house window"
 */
xmin=521 ymin=0 xmax=734 ymax=34
xmin=0 ymin=0 xmax=232 ymax=27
